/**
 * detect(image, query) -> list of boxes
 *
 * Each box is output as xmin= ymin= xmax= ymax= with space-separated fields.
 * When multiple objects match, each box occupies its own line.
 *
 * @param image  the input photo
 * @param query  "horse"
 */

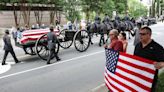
xmin=87 ymin=21 xmax=113 ymax=46
xmin=114 ymin=20 xmax=135 ymax=39
xmin=121 ymin=20 xmax=135 ymax=39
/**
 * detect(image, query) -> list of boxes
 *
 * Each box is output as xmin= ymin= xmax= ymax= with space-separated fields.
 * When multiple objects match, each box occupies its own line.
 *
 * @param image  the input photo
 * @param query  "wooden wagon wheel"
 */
xmin=58 ymin=29 xmax=73 ymax=49
xmin=73 ymin=30 xmax=90 ymax=52
xmin=35 ymin=34 xmax=59 ymax=61
xmin=23 ymin=46 xmax=36 ymax=55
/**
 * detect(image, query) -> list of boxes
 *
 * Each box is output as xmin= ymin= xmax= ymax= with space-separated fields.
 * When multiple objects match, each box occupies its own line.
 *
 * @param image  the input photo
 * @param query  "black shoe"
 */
xmin=2 ymin=63 xmax=7 ymax=65
xmin=57 ymin=58 xmax=61 ymax=61
xmin=16 ymin=61 xmax=21 ymax=63
xmin=47 ymin=62 xmax=51 ymax=64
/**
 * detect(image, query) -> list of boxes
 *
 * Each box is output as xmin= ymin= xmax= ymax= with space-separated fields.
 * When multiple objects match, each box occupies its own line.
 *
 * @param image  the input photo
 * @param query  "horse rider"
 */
xmin=115 ymin=14 xmax=121 ymax=22
xmin=114 ymin=14 xmax=121 ymax=32
xmin=103 ymin=14 xmax=110 ymax=23
xmin=94 ymin=14 xmax=101 ymax=24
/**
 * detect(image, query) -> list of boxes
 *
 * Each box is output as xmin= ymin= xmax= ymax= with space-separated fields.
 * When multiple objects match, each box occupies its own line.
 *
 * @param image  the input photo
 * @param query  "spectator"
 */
xmin=132 ymin=23 xmax=142 ymax=46
xmin=11 ymin=26 xmax=17 ymax=44
xmin=134 ymin=26 xmax=164 ymax=92
xmin=118 ymin=32 xmax=128 ymax=52
xmin=104 ymin=29 xmax=123 ymax=52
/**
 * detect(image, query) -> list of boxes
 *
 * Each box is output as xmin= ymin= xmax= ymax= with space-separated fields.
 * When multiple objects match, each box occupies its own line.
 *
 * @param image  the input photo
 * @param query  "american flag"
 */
xmin=19 ymin=28 xmax=59 ymax=44
xmin=104 ymin=49 xmax=156 ymax=92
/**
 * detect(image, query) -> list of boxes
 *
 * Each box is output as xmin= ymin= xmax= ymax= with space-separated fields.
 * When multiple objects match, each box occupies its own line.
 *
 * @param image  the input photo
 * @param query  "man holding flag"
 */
xmin=104 ymin=26 xmax=164 ymax=92
xmin=134 ymin=26 xmax=164 ymax=92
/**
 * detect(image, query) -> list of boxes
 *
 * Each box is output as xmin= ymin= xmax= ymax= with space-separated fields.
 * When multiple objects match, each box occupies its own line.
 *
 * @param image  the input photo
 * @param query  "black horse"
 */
xmin=87 ymin=21 xmax=113 ymax=46
xmin=113 ymin=19 xmax=135 ymax=39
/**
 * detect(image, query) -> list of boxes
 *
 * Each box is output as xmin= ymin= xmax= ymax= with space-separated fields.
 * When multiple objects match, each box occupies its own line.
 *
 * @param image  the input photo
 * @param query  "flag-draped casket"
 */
xmin=17 ymin=28 xmax=60 ymax=45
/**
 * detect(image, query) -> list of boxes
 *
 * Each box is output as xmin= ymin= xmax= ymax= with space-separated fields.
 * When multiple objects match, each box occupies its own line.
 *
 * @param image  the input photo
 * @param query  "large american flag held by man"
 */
xmin=104 ymin=49 xmax=156 ymax=92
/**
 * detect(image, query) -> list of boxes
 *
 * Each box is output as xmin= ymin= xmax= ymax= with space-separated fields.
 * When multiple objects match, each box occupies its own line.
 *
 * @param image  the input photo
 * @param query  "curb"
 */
xmin=91 ymin=84 xmax=108 ymax=92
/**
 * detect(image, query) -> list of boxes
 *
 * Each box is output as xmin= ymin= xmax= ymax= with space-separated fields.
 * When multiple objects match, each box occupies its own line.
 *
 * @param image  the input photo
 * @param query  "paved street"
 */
xmin=0 ymin=22 xmax=163 ymax=92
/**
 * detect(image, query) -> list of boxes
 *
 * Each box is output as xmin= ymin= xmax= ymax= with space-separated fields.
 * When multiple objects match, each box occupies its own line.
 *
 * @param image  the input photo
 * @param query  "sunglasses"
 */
xmin=139 ymin=33 xmax=148 ymax=36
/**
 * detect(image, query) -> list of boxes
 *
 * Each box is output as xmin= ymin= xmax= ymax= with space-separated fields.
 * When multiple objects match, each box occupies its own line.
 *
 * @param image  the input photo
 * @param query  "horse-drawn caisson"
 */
xmin=14 ymin=26 xmax=91 ymax=61
xmin=14 ymin=15 xmax=135 ymax=61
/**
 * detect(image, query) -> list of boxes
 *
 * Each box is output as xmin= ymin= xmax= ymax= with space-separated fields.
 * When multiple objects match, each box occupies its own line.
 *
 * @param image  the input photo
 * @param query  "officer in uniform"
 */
xmin=2 ymin=30 xmax=21 ymax=65
xmin=47 ymin=26 xmax=61 ymax=64
xmin=94 ymin=15 xmax=101 ymax=24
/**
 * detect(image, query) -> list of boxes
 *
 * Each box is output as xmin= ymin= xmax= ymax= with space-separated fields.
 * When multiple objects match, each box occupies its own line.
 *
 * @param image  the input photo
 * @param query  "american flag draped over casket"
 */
xmin=19 ymin=28 xmax=60 ymax=45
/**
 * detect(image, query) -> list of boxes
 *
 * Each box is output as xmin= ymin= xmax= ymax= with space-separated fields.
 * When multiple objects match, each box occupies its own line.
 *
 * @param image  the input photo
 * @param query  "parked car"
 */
xmin=148 ymin=17 xmax=157 ymax=25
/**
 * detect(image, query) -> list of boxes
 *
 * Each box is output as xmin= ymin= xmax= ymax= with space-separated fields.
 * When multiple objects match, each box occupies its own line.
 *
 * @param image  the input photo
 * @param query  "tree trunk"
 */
xmin=34 ymin=4 xmax=43 ymax=26
xmin=13 ymin=3 xmax=19 ymax=27
xmin=20 ymin=0 xmax=31 ymax=27
xmin=49 ymin=4 xmax=55 ymax=25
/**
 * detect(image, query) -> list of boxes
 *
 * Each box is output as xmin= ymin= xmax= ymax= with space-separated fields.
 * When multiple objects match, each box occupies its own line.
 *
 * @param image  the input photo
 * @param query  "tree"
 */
xmin=112 ymin=0 xmax=127 ymax=14
xmin=48 ymin=0 xmax=64 ymax=25
xmin=128 ymin=0 xmax=148 ymax=18
xmin=101 ymin=0 xmax=115 ymax=17
xmin=64 ymin=0 xmax=81 ymax=23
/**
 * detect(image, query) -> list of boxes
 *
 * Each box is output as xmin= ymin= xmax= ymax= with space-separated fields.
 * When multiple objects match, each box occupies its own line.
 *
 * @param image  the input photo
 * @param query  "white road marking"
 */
xmin=0 ymin=50 xmax=104 ymax=80
xmin=0 ymin=62 xmax=24 ymax=74
xmin=0 ymin=64 xmax=11 ymax=74
xmin=91 ymin=83 xmax=108 ymax=92
xmin=0 ymin=55 xmax=27 ymax=74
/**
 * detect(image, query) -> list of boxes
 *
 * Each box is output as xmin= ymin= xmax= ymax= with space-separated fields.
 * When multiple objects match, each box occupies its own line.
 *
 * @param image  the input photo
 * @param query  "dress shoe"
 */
xmin=47 ymin=62 xmax=51 ymax=64
xmin=2 ymin=63 xmax=7 ymax=65
xmin=57 ymin=58 xmax=61 ymax=61
xmin=16 ymin=61 xmax=21 ymax=63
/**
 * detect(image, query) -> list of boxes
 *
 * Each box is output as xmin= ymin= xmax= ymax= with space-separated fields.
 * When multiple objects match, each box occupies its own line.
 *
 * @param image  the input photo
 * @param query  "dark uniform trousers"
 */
xmin=2 ymin=50 xmax=19 ymax=64
xmin=47 ymin=32 xmax=60 ymax=64
xmin=2 ymin=34 xmax=19 ymax=65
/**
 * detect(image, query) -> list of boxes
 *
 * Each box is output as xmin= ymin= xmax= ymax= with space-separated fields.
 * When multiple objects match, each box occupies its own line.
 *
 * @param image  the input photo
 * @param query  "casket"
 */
xmin=19 ymin=28 xmax=60 ymax=45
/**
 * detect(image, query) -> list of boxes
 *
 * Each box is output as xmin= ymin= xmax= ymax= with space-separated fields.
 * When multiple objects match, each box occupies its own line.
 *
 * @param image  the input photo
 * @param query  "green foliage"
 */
xmin=128 ymin=0 xmax=148 ymax=18
xmin=112 ymin=0 xmax=127 ymax=14
xmin=156 ymin=71 xmax=164 ymax=92
xmin=64 ymin=0 xmax=81 ymax=22
xmin=101 ymin=0 xmax=115 ymax=17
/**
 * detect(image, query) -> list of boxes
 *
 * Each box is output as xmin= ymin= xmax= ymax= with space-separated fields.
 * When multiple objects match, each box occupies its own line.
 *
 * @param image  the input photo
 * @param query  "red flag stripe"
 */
xmin=105 ymin=83 xmax=113 ymax=92
xmin=120 ymin=52 xmax=154 ymax=64
xmin=23 ymin=33 xmax=47 ymax=36
xmin=114 ymin=70 xmax=151 ymax=91
xmin=105 ymin=70 xmax=137 ymax=92
xmin=23 ymin=32 xmax=59 ymax=36
xmin=119 ymin=58 xmax=155 ymax=74
xmin=105 ymin=68 xmax=151 ymax=91
xmin=105 ymin=74 xmax=124 ymax=92
xmin=20 ymin=37 xmax=47 ymax=44
xmin=117 ymin=65 xmax=153 ymax=83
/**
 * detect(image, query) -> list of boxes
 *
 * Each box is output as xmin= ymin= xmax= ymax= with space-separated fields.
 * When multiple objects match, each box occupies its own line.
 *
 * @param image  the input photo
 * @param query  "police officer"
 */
xmin=115 ymin=14 xmax=121 ymax=22
xmin=2 ymin=30 xmax=21 ymax=65
xmin=124 ymin=15 xmax=130 ymax=21
xmin=103 ymin=14 xmax=110 ymax=23
xmin=94 ymin=14 xmax=101 ymax=24
xmin=47 ymin=26 xmax=61 ymax=64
